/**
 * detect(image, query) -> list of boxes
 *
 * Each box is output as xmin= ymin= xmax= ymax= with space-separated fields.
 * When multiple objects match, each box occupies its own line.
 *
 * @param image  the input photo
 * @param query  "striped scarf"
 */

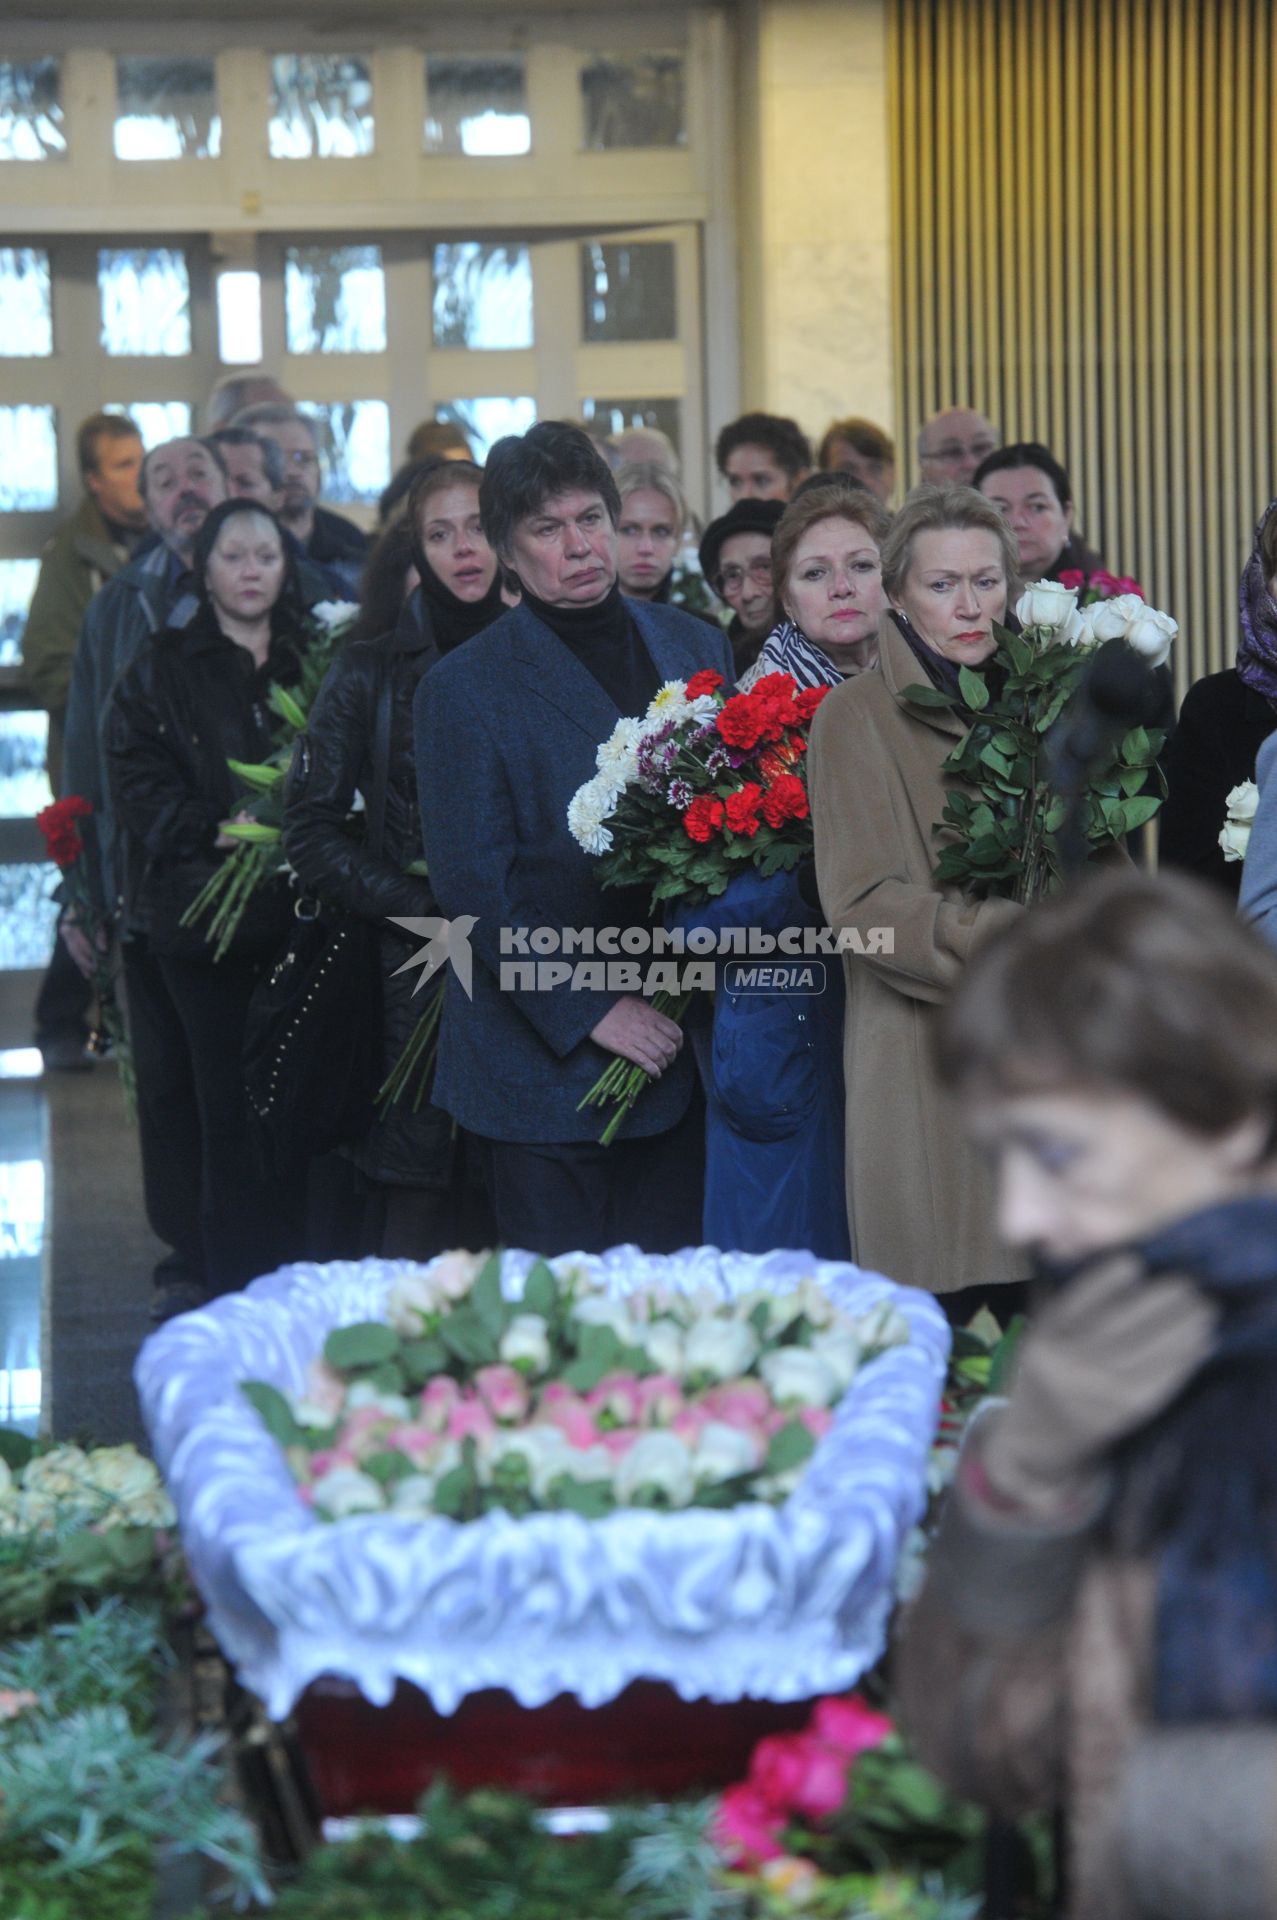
xmin=737 ymin=618 xmax=846 ymax=693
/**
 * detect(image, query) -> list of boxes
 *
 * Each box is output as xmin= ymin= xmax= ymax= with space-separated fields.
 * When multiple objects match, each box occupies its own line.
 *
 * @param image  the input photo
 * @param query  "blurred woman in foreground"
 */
xmin=901 ymin=867 xmax=1277 ymax=1920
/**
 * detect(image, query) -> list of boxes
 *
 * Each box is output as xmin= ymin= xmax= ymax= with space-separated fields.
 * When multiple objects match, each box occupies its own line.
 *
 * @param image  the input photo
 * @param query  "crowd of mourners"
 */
xmin=22 ymin=378 xmax=1277 ymax=1920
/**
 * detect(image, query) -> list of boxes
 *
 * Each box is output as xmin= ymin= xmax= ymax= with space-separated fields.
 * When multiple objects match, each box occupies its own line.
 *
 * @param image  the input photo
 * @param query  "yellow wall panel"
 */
xmin=889 ymin=0 xmax=1277 ymax=694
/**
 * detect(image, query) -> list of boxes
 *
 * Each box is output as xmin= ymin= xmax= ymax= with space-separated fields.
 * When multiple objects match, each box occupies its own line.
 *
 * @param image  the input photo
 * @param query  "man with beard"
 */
xmin=231 ymin=403 xmax=368 ymax=597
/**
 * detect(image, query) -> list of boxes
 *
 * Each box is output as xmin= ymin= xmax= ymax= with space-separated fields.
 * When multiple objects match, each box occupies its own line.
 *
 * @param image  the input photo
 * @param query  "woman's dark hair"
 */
xmin=1259 ymin=501 xmax=1277 ymax=582
xmin=350 ymin=517 xmax=420 ymax=645
xmin=817 ymin=416 xmax=895 ymax=471
xmin=938 ymin=868 xmax=1277 ymax=1147
xmin=972 ymin=441 xmax=1073 ymax=508
xmin=379 ymin=455 xmax=445 ymax=526
xmin=714 ymin=411 xmax=812 ymax=482
xmin=479 ymin=422 xmax=621 ymax=558
xmin=406 ymin=458 xmax=484 ymax=533
xmin=190 ymin=499 xmax=304 ymax=633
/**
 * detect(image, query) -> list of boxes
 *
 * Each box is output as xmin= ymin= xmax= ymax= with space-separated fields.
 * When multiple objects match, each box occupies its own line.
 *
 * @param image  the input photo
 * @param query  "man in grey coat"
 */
xmin=416 ymin=423 xmax=732 ymax=1255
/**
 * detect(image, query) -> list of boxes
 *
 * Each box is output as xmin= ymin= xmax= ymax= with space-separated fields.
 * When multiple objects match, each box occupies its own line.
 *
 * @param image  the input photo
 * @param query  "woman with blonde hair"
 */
xmin=808 ymin=483 xmax=1026 ymax=1311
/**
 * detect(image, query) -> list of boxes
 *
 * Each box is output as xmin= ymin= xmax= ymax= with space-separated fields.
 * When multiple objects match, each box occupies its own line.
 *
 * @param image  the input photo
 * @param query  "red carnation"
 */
xmin=683 ymin=794 xmax=726 ymax=844
xmin=795 ymin=685 xmax=831 ymax=722
xmin=724 ymin=782 xmax=764 ymax=837
xmin=36 ymin=794 xmax=93 ymax=870
xmin=750 ymin=671 xmax=800 ymax=704
xmin=685 ymin=668 xmax=724 ymax=700
xmin=761 ymin=773 xmax=809 ymax=829
xmin=716 ymin=694 xmax=768 ymax=751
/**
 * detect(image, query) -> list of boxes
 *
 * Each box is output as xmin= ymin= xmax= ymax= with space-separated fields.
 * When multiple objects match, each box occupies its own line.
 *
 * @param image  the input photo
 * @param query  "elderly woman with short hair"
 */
xmin=808 ymin=484 xmax=1027 ymax=1309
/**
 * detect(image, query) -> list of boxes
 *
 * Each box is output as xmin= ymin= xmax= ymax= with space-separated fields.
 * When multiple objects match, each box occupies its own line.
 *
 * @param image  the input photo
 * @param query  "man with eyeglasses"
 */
xmin=698 ymin=497 xmax=785 ymax=676
xmin=232 ymin=403 xmax=368 ymax=597
xmin=916 ymin=407 xmax=1000 ymax=486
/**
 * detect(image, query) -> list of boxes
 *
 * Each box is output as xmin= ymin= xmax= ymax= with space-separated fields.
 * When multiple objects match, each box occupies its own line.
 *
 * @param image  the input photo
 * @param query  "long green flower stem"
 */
xmin=178 ymin=836 xmax=279 ymax=963
xmin=376 ymin=983 xmax=444 ymax=1118
xmin=578 ymin=990 xmax=693 ymax=1146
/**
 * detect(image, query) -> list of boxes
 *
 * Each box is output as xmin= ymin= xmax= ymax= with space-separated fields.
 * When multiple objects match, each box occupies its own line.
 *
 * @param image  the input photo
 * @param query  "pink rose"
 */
xmin=540 ymin=1396 xmax=600 ymax=1449
xmin=712 ymin=1783 xmax=785 ymax=1865
xmin=671 ymin=1406 xmax=708 ymax=1446
xmin=474 ymin=1364 xmax=531 ymax=1424
xmin=797 ymin=1406 xmax=834 ymax=1440
xmin=810 ymin=1695 xmax=893 ymax=1759
xmin=703 ymin=1379 xmax=772 ymax=1428
xmin=446 ymin=1396 xmax=496 ymax=1443
xmin=1056 ymin=568 xmax=1086 ymax=591
xmin=587 ymin=1372 xmax=642 ymax=1427
xmin=302 ymin=1358 xmax=347 ymax=1416
xmin=750 ymin=1731 xmax=849 ymax=1820
xmin=308 ymin=1447 xmax=357 ymax=1477
xmin=1114 ymin=575 xmax=1144 ymax=598
xmin=598 ymin=1425 xmax=638 ymax=1458
xmin=420 ymin=1376 xmax=462 ymax=1430
xmin=387 ymin=1425 xmax=438 ymax=1461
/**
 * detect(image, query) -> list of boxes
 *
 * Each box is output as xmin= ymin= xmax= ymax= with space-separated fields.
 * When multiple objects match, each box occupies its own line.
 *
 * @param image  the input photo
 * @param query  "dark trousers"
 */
xmin=33 ymin=928 xmax=93 ymax=1042
xmin=122 ymin=936 xmax=206 ymax=1285
xmin=156 ymin=951 xmax=308 ymax=1295
xmin=482 ymin=1092 xmax=705 ymax=1257
xmin=307 ymin=1134 xmax=496 ymax=1263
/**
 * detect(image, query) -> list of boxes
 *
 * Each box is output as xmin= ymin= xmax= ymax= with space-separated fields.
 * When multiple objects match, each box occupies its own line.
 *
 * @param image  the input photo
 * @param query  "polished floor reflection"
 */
xmin=0 ymin=1073 xmax=45 ymax=1432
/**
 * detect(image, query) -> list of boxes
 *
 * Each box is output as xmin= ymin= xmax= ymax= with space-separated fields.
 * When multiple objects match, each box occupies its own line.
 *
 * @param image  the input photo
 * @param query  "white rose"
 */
xmin=20 ymin=1446 xmax=88 ymax=1498
xmin=0 ymin=1458 xmax=11 ymax=1501
xmin=1015 ymin=580 xmax=1079 ymax=631
xmin=765 ymin=1292 xmax=807 ymax=1336
xmin=310 ymin=599 xmax=360 ymax=631
xmin=432 ymin=1249 xmax=488 ymax=1299
xmin=386 ymin=1270 xmax=446 ymax=1337
xmin=1220 ymin=819 xmax=1252 ymax=863
xmin=1124 ymin=607 xmax=1177 ymax=667
xmin=684 ymin=1314 xmax=760 ymax=1381
xmin=571 ymin=1294 xmax=640 ymax=1346
xmin=1084 ymin=592 xmax=1146 ymax=643
xmin=310 ymin=1466 xmax=386 ymax=1518
xmin=1226 ymin=781 xmax=1261 ymax=824
xmin=486 ymin=1427 xmax=573 ymax=1497
xmin=389 ymin=1474 xmax=439 ymax=1515
xmin=614 ymin=1432 xmax=695 ymax=1507
xmin=795 ymin=1280 xmax=836 ymax=1330
xmin=760 ymin=1347 xmax=840 ymax=1408
xmin=809 ymin=1331 xmax=862 ymax=1392
xmin=345 ymin=1382 xmax=412 ymax=1421
xmin=694 ymin=1420 xmax=760 ymax=1484
xmin=499 ymin=1313 xmax=553 ymax=1376
xmin=81 ymin=1446 xmax=159 ymax=1506
xmin=641 ymin=1318 xmax=686 ymax=1377
xmin=850 ymin=1301 xmax=912 ymax=1358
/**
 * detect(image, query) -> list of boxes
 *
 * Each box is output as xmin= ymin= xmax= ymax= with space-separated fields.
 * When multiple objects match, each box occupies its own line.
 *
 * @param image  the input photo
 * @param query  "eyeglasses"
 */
xmin=717 ymin=558 xmax=774 ymax=594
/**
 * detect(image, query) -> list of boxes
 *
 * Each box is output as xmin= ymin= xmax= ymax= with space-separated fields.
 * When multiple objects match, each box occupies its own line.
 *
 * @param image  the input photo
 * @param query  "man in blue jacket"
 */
xmin=415 ymin=422 xmax=732 ymax=1255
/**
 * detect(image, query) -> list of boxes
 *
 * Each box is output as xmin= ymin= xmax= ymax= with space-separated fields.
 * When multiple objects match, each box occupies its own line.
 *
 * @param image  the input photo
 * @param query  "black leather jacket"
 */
xmin=282 ymin=590 xmax=454 ymax=1188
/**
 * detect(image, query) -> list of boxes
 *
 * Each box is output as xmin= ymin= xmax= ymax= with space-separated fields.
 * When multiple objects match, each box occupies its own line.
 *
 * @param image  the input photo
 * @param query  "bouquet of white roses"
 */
xmin=1220 ymin=780 xmax=1260 ymax=863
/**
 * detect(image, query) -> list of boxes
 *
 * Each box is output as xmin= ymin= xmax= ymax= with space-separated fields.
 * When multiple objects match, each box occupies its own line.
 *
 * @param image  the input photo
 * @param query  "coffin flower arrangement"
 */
xmin=135 ymin=1247 xmax=948 ymax=1723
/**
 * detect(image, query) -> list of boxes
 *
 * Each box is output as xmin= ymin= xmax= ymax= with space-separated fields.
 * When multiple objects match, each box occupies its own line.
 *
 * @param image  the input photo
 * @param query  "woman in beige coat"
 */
xmin=809 ymin=484 xmax=1026 ymax=1307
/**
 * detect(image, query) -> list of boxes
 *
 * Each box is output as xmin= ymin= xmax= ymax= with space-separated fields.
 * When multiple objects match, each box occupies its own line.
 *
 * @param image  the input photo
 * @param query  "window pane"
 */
xmin=581 ymin=54 xmax=685 ymax=151
xmin=432 ymin=244 xmax=532 ymax=351
xmin=0 ymin=409 xmax=57 ymax=511
xmin=114 ymin=57 xmax=221 ymax=160
xmin=0 ymin=712 xmax=50 ymax=817
xmin=269 ymin=56 xmax=374 ymax=159
xmin=0 ymin=865 xmax=58 ymax=969
xmin=286 ymin=244 xmax=386 ymax=354
xmin=0 ymin=60 xmax=65 ymax=163
xmin=217 ymin=271 xmax=263 ymax=365
xmin=105 ymin=401 xmax=192 ymax=449
xmin=298 ymin=400 xmax=389 ymax=505
xmin=581 ymin=242 xmax=676 ymax=342
xmin=99 ymin=248 xmax=191 ymax=357
xmin=0 ymin=248 xmax=52 ymax=357
xmin=424 ymin=56 xmax=530 ymax=156
xmin=582 ymin=396 xmax=681 ymax=457
xmin=0 ymin=560 xmax=39 ymax=666
xmin=434 ymin=397 xmax=536 ymax=465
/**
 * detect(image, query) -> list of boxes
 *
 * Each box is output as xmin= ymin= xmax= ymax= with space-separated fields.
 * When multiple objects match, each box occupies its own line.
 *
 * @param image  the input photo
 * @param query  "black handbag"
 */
xmin=243 ymin=663 xmax=394 ymax=1181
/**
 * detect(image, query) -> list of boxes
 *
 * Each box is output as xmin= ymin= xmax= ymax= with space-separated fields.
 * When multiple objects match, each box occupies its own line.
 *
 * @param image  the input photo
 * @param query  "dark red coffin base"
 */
xmin=295 ymin=1675 xmax=813 ymax=1815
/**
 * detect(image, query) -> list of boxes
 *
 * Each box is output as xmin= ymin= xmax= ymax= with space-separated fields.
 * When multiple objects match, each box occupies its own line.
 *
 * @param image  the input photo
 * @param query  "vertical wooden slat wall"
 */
xmin=887 ymin=0 xmax=1277 ymax=694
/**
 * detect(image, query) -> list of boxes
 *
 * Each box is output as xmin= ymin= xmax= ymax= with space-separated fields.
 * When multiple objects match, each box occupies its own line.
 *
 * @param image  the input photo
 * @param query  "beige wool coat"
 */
xmin=808 ymin=614 xmax=1025 ymax=1295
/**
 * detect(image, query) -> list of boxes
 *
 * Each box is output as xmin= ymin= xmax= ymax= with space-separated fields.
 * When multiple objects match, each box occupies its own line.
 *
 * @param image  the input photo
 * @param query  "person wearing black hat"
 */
xmin=699 ymin=497 xmax=785 ymax=677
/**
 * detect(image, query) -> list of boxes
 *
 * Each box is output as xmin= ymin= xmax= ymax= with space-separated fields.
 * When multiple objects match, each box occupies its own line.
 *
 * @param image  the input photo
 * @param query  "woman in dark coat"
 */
xmin=282 ymin=459 xmax=503 ymax=1257
xmin=1160 ymin=498 xmax=1277 ymax=897
xmin=107 ymin=499 xmax=309 ymax=1295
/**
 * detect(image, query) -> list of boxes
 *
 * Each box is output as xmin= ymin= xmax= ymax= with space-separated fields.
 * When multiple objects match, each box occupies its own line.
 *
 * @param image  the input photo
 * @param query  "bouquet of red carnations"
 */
xmin=35 ymin=794 xmax=135 ymax=1113
xmin=568 ymin=668 xmax=829 ymax=910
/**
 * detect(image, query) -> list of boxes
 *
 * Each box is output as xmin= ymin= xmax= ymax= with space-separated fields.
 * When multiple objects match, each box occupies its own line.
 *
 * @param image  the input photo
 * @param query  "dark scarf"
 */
xmin=412 ymin=549 xmax=505 ymax=655
xmin=892 ymin=610 xmax=1006 ymax=713
xmin=1236 ymin=499 xmax=1277 ymax=711
xmin=1112 ymin=1195 xmax=1277 ymax=1723
xmin=520 ymin=582 xmax=660 ymax=717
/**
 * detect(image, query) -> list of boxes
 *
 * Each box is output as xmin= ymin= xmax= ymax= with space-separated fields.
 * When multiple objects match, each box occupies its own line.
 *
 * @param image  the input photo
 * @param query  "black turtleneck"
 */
xmin=522 ymin=581 xmax=660 ymax=718
xmin=413 ymin=551 xmax=507 ymax=654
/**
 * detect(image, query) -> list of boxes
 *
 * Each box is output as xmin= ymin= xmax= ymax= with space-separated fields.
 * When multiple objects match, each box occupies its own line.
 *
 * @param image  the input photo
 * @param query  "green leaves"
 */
xmin=240 ymin=1380 xmax=303 ymax=1447
xmin=903 ymin=681 xmax=958 ymax=709
xmin=764 ymin=1420 xmax=817 ymax=1475
xmin=399 ymin=1337 xmax=447 ymax=1386
xmin=521 ymin=1259 xmax=559 ymax=1320
xmin=957 ymin=666 xmax=989 ymax=712
xmin=563 ymin=1323 xmax=625 ymax=1393
xmin=324 ymin=1322 xmax=402 ymax=1372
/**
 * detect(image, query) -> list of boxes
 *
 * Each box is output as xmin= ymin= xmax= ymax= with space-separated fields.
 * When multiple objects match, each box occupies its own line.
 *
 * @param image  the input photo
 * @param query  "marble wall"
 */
xmin=735 ymin=0 xmax=895 ymax=460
